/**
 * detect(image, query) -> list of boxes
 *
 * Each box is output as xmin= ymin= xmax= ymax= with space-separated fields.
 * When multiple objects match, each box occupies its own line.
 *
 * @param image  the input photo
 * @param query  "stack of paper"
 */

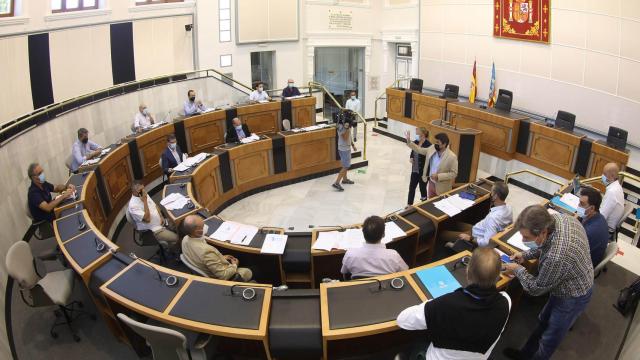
xmin=240 ymin=134 xmax=261 ymax=144
xmin=434 ymin=198 xmax=462 ymax=217
xmin=382 ymin=222 xmax=407 ymax=244
xmin=172 ymin=163 xmax=190 ymax=172
xmin=447 ymin=194 xmax=475 ymax=210
xmin=260 ymin=234 xmax=288 ymax=254
xmin=559 ymin=193 xmax=580 ymax=211
xmin=506 ymin=232 xmax=530 ymax=251
xmin=160 ymin=193 xmax=189 ymax=210
xmin=312 ymin=231 xmax=341 ymax=251
xmin=547 ymin=208 xmax=559 ymax=215
xmin=210 ymin=221 xmax=258 ymax=246
xmin=210 ymin=221 xmax=240 ymax=241
xmin=338 ymin=229 xmax=365 ymax=249
xmin=100 ymin=148 xmax=111 ymax=156
xmin=182 ymin=152 xmax=207 ymax=167
xmin=81 ymin=158 xmax=101 ymax=166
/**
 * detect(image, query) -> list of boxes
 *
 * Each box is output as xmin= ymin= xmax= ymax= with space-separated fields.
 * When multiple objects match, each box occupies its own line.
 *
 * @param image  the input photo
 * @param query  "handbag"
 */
xmin=614 ymin=277 xmax=640 ymax=316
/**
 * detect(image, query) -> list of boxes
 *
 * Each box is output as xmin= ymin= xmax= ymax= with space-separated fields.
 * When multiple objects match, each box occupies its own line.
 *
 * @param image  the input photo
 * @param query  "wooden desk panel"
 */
xmin=412 ymin=93 xmax=449 ymax=127
xmin=99 ymin=144 xmax=133 ymax=217
xmin=285 ymin=128 xmax=336 ymax=172
xmin=291 ymin=97 xmax=316 ymax=128
xmin=183 ymin=111 xmax=226 ymax=154
xmin=136 ymin=125 xmax=175 ymax=182
xmin=523 ymin=122 xmax=584 ymax=178
xmin=588 ymin=141 xmax=630 ymax=178
xmin=386 ymin=88 xmax=405 ymax=121
xmin=191 ymin=156 xmax=222 ymax=212
xmin=238 ymin=102 xmax=281 ymax=135
xmin=225 ymin=139 xmax=273 ymax=190
xmin=82 ymin=171 xmax=107 ymax=233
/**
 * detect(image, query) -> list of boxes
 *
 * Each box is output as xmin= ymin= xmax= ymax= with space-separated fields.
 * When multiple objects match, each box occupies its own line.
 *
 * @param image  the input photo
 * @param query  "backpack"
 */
xmin=615 ymin=277 xmax=640 ymax=316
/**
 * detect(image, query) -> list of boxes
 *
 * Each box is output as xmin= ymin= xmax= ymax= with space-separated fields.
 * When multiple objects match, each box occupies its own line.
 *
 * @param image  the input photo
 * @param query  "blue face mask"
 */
xmin=576 ymin=206 xmax=586 ymax=218
xmin=523 ymin=240 xmax=539 ymax=250
xmin=38 ymin=172 xmax=46 ymax=183
xmin=414 ymin=134 xmax=421 ymax=142
xmin=169 ymin=143 xmax=177 ymax=151
xmin=235 ymin=125 xmax=242 ymax=130
xmin=601 ymin=175 xmax=609 ymax=186
xmin=288 ymin=83 xmax=294 ymax=88
xmin=351 ymin=96 xmax=356 ymax=100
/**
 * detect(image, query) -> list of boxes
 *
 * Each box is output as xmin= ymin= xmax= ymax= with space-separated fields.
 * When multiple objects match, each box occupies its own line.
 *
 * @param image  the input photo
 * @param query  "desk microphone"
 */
xmin=130 ymin=253 xmax=178 ymax=287
xmin=109 ymin=248 xmax=131 ymax=266
xmin=94 ymin=237 xmax=106 ymax=252
xmin=77 ymin=214 xmax=86 ymax=231
xmin=453 ymin=256 xmax=471 ymax=270
xmin=229 ymin=284 xmax=270 ymax=301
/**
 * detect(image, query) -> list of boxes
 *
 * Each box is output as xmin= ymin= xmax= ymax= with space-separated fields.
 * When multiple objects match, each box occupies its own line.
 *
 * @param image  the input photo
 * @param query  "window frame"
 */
xmin=0 ymin=0 xmax=15 ymax=17
xmin=51 ymin=0 xmax=99 ymax=13
xmin=135 ymin=0 xmax=184 ymax=6
xmin=218 ymin=0 xmax=231 ymax=43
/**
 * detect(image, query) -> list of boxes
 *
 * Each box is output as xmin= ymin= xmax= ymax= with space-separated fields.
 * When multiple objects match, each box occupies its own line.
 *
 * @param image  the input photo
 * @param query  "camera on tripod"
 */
xmin=333 ymin=109 xmax=356 ymax=127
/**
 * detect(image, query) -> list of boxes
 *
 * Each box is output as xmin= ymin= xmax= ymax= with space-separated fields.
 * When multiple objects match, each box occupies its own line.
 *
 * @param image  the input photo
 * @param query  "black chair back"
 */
xmin=409 ymin=78 xmax=423 ymax=92
xmin=607 ymin=126 xmax=628 ymax=151
xmin=495 ymin=89 xmax=513 ymax=111
xmin=443 ymin=84 xmax=459 ymax=98
xmin=555 ymin=110 xmax=576 ymax=131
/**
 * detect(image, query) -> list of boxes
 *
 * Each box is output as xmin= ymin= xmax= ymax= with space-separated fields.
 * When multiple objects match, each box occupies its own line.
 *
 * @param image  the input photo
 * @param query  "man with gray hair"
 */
xmin=70 ymin=128 xmax=102 ymax=172
xmin=181 ymin=215 xmax=252 ymax=282
xmin=502 ymin=205 xmax=594 ymax=360
xmin=133 ymin=103 xmax=155 ymax=131
xmin=27 ymin=162 xmax=75 ymax=223
xmin=127 ymin=181 xmax=178 ymax=248
xmin=397 ymin=248 xmax=511 ymax=359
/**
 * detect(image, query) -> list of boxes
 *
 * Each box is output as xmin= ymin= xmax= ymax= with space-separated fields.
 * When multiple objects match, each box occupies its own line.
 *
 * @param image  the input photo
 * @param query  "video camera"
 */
xmin=333 ymin=109 xmax=356 ymax=127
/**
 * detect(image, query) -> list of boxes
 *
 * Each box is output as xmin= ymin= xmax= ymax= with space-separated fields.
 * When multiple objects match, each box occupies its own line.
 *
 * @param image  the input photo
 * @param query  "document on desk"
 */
xmin=260 ymin=234 xmax=288 ymax=254
xmin=312 ymin=231 xmax=340 ymax=251
xmin=559 ymin=193 xmax=580 ymax=212
xmin=230 ymin=224 xmax=259 ymax=246
xmin=100 ymin=148 xmax=111 ymax=156
xmin=506 ymin=232 xmax=530 ymax=251
xmin=382 ymin=222 xmax=407 ymax=244
xmin=81 ymin=158 xmax=101 ymax=166
xmin=172 ymin=162 xmax=190 ymax=172
xmin=446 ymin=194 xmax=475 ymax=211
xmin=433 ymin=198 xmax=462 ymax=217
xmin=160 ymin=193 xmax=189 ymax=210
xmin=181 ymin=152 xmax=207 ymax=167
xmin=338 ymin=229 xmax=365 ymax=249
xmin=415 ymin=265 xmax=462 ymax=299
xmin=240 ymin=134 xmax=261 ymax=144
xmin=210 ymin=221 xmax=240 ymax=241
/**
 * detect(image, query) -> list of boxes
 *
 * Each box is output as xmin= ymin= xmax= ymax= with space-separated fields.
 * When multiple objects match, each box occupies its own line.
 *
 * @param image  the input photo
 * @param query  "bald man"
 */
xmin=282 ymin=79 xmax=301 ymax=98
xmin=133 ymin=104 xmax=154 ymax=131
xmin=600 ymin=162 xmax=625 ymax=231
xmin=181 ymin=215 xmax=252 ymax=281
xmin=397 ymin=248 xmax=511 ymax=359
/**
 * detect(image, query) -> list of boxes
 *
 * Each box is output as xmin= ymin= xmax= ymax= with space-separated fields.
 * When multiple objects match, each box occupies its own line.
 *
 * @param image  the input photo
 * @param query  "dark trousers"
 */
xmin=408 ymin=172 xmax=427 ymax=205
xmin=521 ymin=287 xmax=593 ymax=360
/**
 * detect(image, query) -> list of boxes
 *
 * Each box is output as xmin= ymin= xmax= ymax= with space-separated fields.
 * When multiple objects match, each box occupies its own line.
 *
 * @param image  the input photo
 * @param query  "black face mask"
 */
xmin=189 ymin=96 xmax=196 ymax=102
xmin=81 ymin=138 xmax=89 ymax=144
xmin=434 ymin=144 xmax=441 ymax=152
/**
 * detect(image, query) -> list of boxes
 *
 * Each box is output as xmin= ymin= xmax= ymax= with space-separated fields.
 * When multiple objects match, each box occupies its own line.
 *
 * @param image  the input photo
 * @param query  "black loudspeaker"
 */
xmin=494 ymin=89 xmax=513 ymax=112
xmin=607 ymin=126 xmax=628 ymax=151
xmin=409 ymin=78 xmax=423 ymax=92
xmin=443 ymin=84 xmax=459 ymax=99
xmin=555 ymin=110 xmax=576 ymax=132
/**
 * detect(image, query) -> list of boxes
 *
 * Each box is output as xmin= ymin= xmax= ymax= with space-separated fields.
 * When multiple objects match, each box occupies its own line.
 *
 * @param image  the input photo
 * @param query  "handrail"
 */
xmin=373 ymin=77 xmax=412 ymax=127
xmin=307 ymin=81 xmax=367 ymax=161
xmin=0 ymin=68 xmax=254 ymax=143
xmin=504 ymin=169 xmax=565 ymax=191
xmin=265 ymin=86 xmax=322 ymax=95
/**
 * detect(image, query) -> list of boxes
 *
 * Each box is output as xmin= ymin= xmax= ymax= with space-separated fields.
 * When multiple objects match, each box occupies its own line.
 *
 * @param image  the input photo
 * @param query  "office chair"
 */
xmin=159 ymin=158 xmax=166 ymax=184
xmin=494 ymin=89 xmax=513 ymax=112
xmin=443 ymin=84 xmax=459 ymax=98
xmin=179 ymin=254 xmax=209 ymax=277
xmin=555 ymin=110 xmax=576 ymax=132
xmin=594 ymin=242 xmax=619 ymax=278
xmin=409 ymin=78 xmax=423 ymax=92
xmin=117 ymin=313 xmax=213 ymax=360
xmin=23 ymin=199 xmax=62 ymax=263
xmin=607 ymin=126 xmax=628 ymax=151
xmin=613 ymin=204 xmax=635 ymax=242
xmin=125 ymin=209 xmax=167 ymax=264
xmin=6 ymin=241 xmax=95 ymax=342
xmin=282 ymin=119 xmax=291 ymax=131
xmin=64 ymin=154 xmax=74 ymax=176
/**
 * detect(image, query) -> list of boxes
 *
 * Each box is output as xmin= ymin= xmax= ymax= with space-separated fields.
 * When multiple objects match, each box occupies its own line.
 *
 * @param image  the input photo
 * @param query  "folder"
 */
xmin=415 ymin=265 xmax=461 ymax=299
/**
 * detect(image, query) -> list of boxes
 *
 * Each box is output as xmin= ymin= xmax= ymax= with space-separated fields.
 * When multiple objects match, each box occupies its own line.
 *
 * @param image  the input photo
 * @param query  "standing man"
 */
xmin=225 ymin=117 xmax=252 ymax=143
xmin=133 ymin=103 xmax=154 ymax=131
xmin=282 ymin=79 xmax=301 ymax=98
xmin=502 ymin=205 xmax=594 ymax=360
xmin=600 ymin=162 xmax=625 ymax=232
xmin=161 ymin=134 xmax=185 ymax=174
xmin=405 ymin=131 xmax=458 ymax=198
xmin=184 ymin=89 xmax=207 ymax=116
xmin=27 ymin=163 xmax=76 ymax=223
xmin=127 ymin=181 xmax=179 ymax=248
xmin=407 ymin=127 xmax=431 ymax=205
xmin=332 ymin=118 xmax=355 ymax=191
xmin=249 ymin=82 xmax=271 ymax=102
xmin=345 ymin=91 xmax=361 ymax=142
xmin=577 ymin=187 xmax=609 ymax=267
xmin=70 ymin=128 xmax=102 ymax=172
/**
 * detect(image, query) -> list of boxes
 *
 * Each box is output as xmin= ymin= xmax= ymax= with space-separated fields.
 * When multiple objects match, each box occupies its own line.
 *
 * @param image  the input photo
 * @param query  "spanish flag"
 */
xmin=488 ymin=62 xmax=497 ymax=107
xmin=469 ymin=59 xmax=477 ymax=104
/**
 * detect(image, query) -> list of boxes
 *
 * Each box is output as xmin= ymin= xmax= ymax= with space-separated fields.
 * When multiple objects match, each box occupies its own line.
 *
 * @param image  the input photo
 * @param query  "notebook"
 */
xmin=415 ymin=265 xmax=462 ymax=299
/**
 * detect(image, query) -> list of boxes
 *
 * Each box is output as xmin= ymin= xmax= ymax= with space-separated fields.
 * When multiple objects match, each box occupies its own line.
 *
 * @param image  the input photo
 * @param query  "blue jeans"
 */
xmin=521 ymin=287 xmax=593 ymax=360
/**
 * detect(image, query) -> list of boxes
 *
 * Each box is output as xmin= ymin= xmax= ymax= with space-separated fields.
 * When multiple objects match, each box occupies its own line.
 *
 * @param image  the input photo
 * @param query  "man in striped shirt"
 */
xmin=502 ymin=205 xmax=594 ymax=360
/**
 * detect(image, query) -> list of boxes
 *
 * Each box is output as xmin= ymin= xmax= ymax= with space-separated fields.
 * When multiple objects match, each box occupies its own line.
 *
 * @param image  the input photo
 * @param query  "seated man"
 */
xmin=397 ymin=248 xmax=511 ymax=359
xmin=133 ymin=103 xmax=154 ymax=131
xmin=225 ymin=117 xmax=251 ymax=143
xmin=70 ymin=128 xmax=102 ymax=172
xmin=127 ymin=181 xmax=178 ymax=247
xmin=27 ymin=162 xmax=76 ymax=223
xmin=161 ymin=134 xmax=185 ymax=174
xmin=282 ymin=79 xmax=301 ymax=98
xmin=340 ymin=215 xmax=408 ymax=278
xmin=444 ymin=181 xmax=513 ymax=252
xmin=578 ymin=186 xmax=609 ymax=267
xmin=600 ymin=162 xmax=625 ymax=232
xmin=183 ymin=89 xmax=207 ymax=116
xmin=249 ymin=82 xmax=270 ymax=102
xmin=181 ymin=215 xmax=253 ymax=281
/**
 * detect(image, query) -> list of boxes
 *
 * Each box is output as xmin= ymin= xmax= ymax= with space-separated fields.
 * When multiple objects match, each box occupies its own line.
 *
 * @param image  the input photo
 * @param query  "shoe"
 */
xmin=502 ymin=348 xmax=525 ymax=360
xmin=353 ymin=138 xmax=357 ymax=142
xmin=342 ymin=179 xmax=355 ymax=185
xmin=332 ymin=183 xmax=344 ymax=191
xmin=444 ymin=241 xmax=455 ymax=249
xmin=420 ymin=196 xmax=427 ymax=201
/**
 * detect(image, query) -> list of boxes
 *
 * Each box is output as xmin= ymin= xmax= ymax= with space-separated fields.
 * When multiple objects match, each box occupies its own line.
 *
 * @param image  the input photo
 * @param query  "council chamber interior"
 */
xmin=1 ymin=1 xmax=640 ymax=360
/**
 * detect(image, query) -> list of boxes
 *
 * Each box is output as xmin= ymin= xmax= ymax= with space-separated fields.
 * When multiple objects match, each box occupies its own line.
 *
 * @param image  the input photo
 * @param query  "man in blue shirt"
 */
xmin=578 ymin=186 xmax=609 ymax=267
xmin=183 ymin=89 xmax=207 ymax=116
xmin=282 ymin=79 xmax=301 ymax=98
xmin=27 ymin=162 xmax=75 ymax=223
xmin=70 ymin=128 xmax=102 ymax=172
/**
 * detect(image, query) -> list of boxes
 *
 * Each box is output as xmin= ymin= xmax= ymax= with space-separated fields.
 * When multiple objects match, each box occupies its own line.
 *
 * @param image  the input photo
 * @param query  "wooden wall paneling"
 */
xmin=412 ymin=93 xmax=448 ymax=127
xmin=588 ymin=141 xmax=630 ymax=177
xmin=238 ymin=102 xmax=281 ymax=135
xmin=191 ymin=156 xmax=221 ymax=212
xmin=386 ymin=88 xmax=405 ymax=120
xmin=82 ymin=171 xmax=107 ymax=232
xmin=99 ymin=144 xmax=134 ymax=228
xmin=184 ymin=111 xmax=226 ymax=154
xmin=136 ymin=125 xmax=175 ymax=183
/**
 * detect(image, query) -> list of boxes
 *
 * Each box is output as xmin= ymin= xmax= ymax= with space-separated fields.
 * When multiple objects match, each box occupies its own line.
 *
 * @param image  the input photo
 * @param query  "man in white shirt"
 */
xmin=249 ymin=82 xmax=270 ymax=102
xmin=127 ymin=181 xmax=178 ymax=248
xmin=397 ymin=248 xmax=511 ymax=360
xmin=340 ymin=215 xmax=408 ymax=279
xmin=133 ymin=104 xmax=154 ymax=131
xmin=443 ymin=182 xmax=513 ymax=252
xmin=344 ymin=91 xmax=361 ymax=142
xmin=70 ymin=128 xmax=102 ymax=172
xmin=600 ymin=162 xmax=625 ymax=231
xmin=183 ymin=89 xmax=207 ymax=116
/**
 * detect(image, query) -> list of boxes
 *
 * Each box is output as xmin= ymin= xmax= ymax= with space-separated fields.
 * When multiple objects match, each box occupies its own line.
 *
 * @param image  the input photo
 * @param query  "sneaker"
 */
xmin=342 ymin=179 xmax=355 ymax=185
xmin=502 ymin=348 xmax=525 ymax=360
xmin=332 ymin=183 xmax=344 ymax=191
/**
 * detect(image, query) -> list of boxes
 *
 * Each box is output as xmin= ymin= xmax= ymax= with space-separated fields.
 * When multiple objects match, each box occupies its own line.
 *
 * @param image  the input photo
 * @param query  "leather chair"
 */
xmin=125 ymin=209 xmax=167 ymax=264
xmin=117 ymin=313 xmax=213 ymax=360
xmin=64 ymin=154 xmax=74 ymax=176
xmin=6 ymin=241 xmax=94 ymax=342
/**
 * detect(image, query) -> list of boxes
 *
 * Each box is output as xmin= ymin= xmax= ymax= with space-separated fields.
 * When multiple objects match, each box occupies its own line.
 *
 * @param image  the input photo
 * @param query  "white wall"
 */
xmin=419 ymin=0 xmax=640 ymax=143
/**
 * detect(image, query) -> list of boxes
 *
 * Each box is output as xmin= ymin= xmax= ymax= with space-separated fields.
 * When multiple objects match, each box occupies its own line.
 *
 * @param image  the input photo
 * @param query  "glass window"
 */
xmin=0 ymin=0 xmax=15 ymax=17
xmin=219 ymin=0 xmax=231 ymax=43
xmin=51 ymin=0 xmax=99 ymax=13
xmin=220 ymin=55 xmax=232 ymax=67
xmin=136 ymin=0 xmax=185 ymax=5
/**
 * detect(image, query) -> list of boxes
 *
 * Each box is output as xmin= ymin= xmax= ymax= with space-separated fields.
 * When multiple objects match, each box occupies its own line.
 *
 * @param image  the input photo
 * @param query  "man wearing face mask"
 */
xmin=407 ymin=127 xmax=431 ymax=205
xmin=282 ymin=79 xmax=301 ymax=98
xmin=27 ymin=162 xmax=76 ymax=223
xmin=181 ymin=215 xmax=253 ymax=281
xmin=502 ymin=205 xmax=593 ymax=360
xmin=127 ymin=181 xmax=179 ymax=248
xmin=249 ymin=82 xmax=271 ymax=102
xmin=225 ymin=117 xmax=252 ymax=143
xmin=70 ymin=128 xmax=102 ymax=172
xmin=345 ymin=91 xmax=361 ymax=142
xmin=599 ymin=162 xmax=625 ymax=233
xmin=133 ymin=103 xmax=155 ymax=131
xmin=161 ymin=134 xmax=186 ymax=174
xmin=577 ymin=187 xmax=609 ymax=267
xmin=405 ymin=131 xmax=458 ymax=198
xmin=183 ymin=89 xmax=207 ymax=116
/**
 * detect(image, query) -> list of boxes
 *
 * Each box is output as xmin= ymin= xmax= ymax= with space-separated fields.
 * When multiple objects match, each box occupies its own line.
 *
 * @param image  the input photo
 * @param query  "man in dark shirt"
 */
xmin=282 ymin=79 xmax=301 ymax=98
xmin=225 ymin=117 xmax=251 ymax=143
xmin=578 ymin=186 xmax=609 ymax=267
xmin=27 ymin=162 xmax=75 ymax=222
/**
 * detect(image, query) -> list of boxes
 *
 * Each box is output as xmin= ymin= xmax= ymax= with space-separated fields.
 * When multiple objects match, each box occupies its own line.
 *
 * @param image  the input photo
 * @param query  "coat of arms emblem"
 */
xmin=509 ymin=0 xmax=533 ymax=24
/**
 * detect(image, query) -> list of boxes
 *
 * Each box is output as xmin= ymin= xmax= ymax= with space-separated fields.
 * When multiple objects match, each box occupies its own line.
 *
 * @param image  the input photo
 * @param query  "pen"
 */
xmin=241 ymin=235 xmax=247 ymax=243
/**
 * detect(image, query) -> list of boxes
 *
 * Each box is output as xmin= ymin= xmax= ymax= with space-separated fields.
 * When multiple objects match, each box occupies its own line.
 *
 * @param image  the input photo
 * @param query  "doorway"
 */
xmin=314 ymin=47 xmax=365 ymax=121
xmin=250 ymin=51 xmax=276 ymax=90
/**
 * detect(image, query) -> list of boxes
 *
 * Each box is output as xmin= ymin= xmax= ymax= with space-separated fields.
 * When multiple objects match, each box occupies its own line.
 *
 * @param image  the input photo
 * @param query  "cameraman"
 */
xmin=332 ymin=116 xmax=356 ymax=191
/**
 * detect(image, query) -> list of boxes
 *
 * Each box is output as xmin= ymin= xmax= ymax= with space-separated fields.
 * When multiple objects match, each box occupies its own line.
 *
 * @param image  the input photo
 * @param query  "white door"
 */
xmin=395 ymin=59 xmax=411 ymax=88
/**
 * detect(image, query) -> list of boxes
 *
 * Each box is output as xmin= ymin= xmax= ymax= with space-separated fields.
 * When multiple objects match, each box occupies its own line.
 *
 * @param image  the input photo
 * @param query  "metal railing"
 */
xmin=373 ymin=77 xmax=412 ymax=127
xmin=504 ymin=169 xmax=565 ymax=191
xmin=307 ymin=81 xmax=367 ymax=161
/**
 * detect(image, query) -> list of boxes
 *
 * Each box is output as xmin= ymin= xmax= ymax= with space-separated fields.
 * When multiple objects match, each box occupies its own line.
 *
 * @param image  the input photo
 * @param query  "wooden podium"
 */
xmin=428 ymin=120 xmax=482 ymax=185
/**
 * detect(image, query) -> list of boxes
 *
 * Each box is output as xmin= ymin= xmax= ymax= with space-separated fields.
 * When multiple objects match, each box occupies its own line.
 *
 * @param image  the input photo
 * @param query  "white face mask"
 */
xmin=142 ymin=108 xmax=148 ymax=115
xmin=202 ymin=224 xmax=209 ymax=236
xmin=351 ymin=95 xmax=356 ymax=100
xmin=576 ymin=206 xmax=587 ymax=218
xmin=258 ymin=87 xmax=263 ymax=93
xmin=414 ymin=134 xmax=421 ymax=142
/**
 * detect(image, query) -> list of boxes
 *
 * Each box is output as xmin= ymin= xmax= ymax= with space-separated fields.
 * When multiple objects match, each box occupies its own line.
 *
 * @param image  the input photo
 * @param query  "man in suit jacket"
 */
xmin=405 ymin=131 xmax=458 ymax=197
xmin=161 ymin=133 xmax=184 ymax=174
xmin=225 ymin=117 xmax=251 ymax=143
